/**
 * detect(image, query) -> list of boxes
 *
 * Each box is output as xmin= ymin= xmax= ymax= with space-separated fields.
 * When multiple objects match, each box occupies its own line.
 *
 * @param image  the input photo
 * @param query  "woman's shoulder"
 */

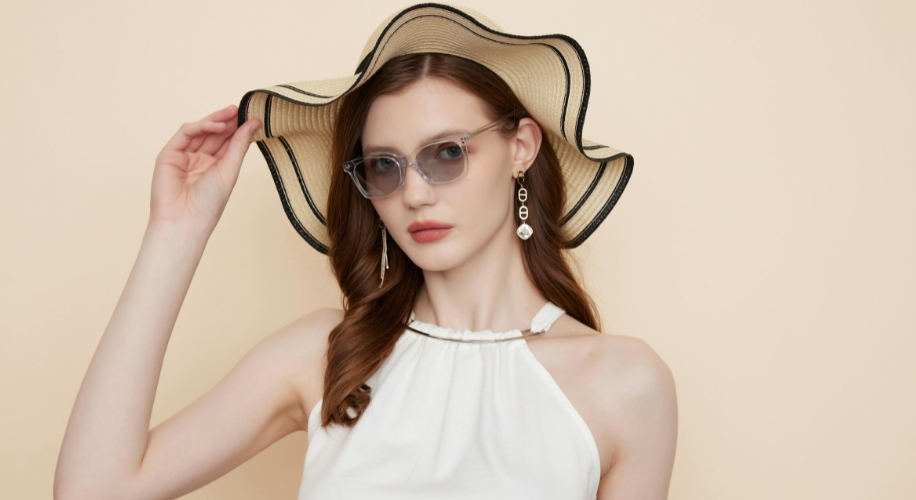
xmin=260 ymin=307 xmax=344 ymax=360
xmin=287 ymin=307 xmax=346 ymax=344
xmin=544 ymin=315 xmax=677 ymax=438
xmin=540 ymin=314 xmax=668 ymax=372
xmin=568 ymin=325 xmax=678 ymax=487
xmin=591 ymin=332 xmax=676 ymax=420
xmin=252 ymin=307 xmax=345 ymax=430
xmin=527 ymin=314 xmax=676 ymax=478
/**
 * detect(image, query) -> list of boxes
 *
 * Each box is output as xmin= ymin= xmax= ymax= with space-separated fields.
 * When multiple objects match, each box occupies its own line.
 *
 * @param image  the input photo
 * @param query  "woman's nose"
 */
xmin=401 ymin=161 xmax=437 ymax=207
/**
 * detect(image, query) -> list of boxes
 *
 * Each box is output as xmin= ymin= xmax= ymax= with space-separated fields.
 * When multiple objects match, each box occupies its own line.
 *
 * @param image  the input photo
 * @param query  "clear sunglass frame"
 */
xmin=342 ymin=118 xmax=510 ymax=199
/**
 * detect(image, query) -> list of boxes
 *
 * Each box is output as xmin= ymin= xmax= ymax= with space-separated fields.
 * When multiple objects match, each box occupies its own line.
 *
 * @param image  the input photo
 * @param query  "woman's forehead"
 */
xmin=361 ymin=78 xmax=491 ymax=152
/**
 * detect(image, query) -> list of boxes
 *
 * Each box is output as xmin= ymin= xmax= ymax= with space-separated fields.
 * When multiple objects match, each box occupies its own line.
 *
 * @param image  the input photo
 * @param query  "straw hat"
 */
xmin=238 ymin=2 xmax=633 ymax=254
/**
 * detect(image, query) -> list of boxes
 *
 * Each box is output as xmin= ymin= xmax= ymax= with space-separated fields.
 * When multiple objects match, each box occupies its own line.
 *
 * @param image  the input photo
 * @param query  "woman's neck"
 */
xmin=412 ymin=225 xmax=546 ymax=333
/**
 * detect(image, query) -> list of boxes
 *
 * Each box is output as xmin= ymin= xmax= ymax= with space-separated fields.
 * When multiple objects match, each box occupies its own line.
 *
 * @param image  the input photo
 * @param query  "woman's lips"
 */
xmin=408 ymin=220 xmax=452 ymax=243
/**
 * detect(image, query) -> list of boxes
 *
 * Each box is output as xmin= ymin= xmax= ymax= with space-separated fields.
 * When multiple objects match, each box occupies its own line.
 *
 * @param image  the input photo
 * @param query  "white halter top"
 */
xmin=297 ymin=301 xmax=601 ymax=499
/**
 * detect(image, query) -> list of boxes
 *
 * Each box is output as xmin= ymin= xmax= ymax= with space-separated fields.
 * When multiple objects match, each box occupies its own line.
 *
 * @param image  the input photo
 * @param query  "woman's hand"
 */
xmin=150 ymin=104 xmax=261 ymax=234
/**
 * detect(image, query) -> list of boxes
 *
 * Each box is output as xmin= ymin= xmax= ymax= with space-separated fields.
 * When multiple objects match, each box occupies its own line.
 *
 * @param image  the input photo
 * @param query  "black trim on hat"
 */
xmin=566 ymin=154 xmax=634 ymax=248
xmin=355 ymin=52 xmax=373 ymax=75
xmin=264 ymin=95 xmax=273 ymax=138
xmin=258 ymin=141 xmax=330 ymax=254
xmin=277 ymin=84 xmax=335 ymax=99
xmin=560 ymin=160 xmax=608 ymax=226
xmin=238 ymin=91 xmax=253 ymax=128
xmin=278 ymin=136 xmax=326 ymax=226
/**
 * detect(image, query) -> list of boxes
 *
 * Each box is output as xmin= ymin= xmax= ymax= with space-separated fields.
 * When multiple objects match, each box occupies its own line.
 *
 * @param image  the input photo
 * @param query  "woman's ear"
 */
xmin=511 ymin=117 xmax=543 ymax=176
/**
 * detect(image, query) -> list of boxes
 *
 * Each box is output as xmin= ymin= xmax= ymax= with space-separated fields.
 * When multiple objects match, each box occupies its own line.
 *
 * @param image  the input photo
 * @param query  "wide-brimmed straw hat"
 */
xmin=238 ymin=2 xmax=633 ymax=255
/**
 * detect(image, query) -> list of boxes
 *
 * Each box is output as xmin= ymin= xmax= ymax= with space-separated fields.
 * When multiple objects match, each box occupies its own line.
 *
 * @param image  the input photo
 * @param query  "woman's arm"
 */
xmin=53 ymin=106 xmax=333 ymax=500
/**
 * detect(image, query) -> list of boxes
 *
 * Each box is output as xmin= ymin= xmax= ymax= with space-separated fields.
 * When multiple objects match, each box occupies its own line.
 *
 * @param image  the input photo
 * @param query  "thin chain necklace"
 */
xmin=405 ymin=321 xmax=547 ymax=344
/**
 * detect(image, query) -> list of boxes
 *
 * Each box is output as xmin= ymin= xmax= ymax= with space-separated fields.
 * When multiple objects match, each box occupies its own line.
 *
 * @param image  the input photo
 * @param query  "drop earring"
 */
xmin=516 ymin=171 xmax=533 ymax=240
xmin=379 ymin=220 xmax=389 ymax=288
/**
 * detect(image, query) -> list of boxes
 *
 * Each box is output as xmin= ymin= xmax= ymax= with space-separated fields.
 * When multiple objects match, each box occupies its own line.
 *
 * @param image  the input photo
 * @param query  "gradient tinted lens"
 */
xmin=417 ymin=141 xmax=466 ymax=182
xmin=353 ymin=156 xmax=402 ymax=197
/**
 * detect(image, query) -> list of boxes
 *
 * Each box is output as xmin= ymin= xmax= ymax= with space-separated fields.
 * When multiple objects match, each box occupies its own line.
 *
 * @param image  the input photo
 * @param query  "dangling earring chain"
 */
xmin=379 ymin=221 xmax=389 ymax=288
xmin=516 ymin=171 xmax=533 ymax=240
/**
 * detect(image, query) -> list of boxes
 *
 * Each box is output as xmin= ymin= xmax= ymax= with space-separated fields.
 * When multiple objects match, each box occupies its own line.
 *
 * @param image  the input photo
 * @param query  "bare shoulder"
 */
xmin=528 ymin=315 xmax=676 ymax=484
xmin=559 ymin=316 xmax=676 ymax=423
xmin=250 ymin=307 xmax=344 ymax=429
xmin=545 ymin=315 xmax=677 ymax=492
xmin=262 ymin=307 xmax=344 ymax=352
xmin=252 ymin=307 xmax=343 ymax=367
xmin=593 ymin=333 xmax=676 ymax=409
xmin=566 ymin=323 xmax=678 ymax=496
xmin=594 ymin=333 xmax=678 ymax=496
xmin=550 ymin=315 xmax=675 ymax=407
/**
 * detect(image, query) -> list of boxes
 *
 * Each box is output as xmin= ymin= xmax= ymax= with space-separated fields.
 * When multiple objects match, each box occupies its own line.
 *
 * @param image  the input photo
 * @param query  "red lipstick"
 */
xmin=408 ymin=220 xmax=453 ymax=243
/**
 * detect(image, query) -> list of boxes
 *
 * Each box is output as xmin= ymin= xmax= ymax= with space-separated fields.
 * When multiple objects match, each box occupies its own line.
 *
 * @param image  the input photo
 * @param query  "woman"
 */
xmin=55 ymin=4 xmax=677 ymax=500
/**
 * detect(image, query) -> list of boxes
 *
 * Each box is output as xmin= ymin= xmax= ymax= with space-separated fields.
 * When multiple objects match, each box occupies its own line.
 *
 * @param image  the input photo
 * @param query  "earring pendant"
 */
xmin=516 ymin=172 xmax=533 ymax=240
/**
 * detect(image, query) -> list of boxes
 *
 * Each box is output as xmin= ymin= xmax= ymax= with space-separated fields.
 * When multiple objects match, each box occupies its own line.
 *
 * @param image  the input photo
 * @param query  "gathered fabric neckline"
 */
xmin=406 ymin=301 xmax=562 ymax=342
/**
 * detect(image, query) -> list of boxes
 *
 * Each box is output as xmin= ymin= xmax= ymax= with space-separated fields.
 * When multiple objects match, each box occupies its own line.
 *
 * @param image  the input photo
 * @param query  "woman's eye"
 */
xmin=437 ymin=145 xmax=464 ymax=160
xmin=371 ymin=158 xmax=398 ymax=172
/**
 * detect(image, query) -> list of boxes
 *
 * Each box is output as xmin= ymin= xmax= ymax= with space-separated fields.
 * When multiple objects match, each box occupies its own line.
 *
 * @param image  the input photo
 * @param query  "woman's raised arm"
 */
xmin=52 ymin=106 xmax=329 ymax=500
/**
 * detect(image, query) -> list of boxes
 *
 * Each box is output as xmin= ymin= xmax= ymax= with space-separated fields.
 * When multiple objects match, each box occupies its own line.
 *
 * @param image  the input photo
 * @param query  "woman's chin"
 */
xmin=405 ymin=246 xmax=466 ymax=273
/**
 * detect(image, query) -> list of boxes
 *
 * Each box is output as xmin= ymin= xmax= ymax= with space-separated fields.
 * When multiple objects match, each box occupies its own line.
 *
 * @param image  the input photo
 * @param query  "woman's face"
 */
xmin=361 ymin=77 xmax=533 ymax=272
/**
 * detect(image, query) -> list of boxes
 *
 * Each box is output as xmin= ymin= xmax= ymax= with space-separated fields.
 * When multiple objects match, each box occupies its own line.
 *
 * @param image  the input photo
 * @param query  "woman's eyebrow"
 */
xmin=418 ymin=128 xmax=466 ymax=145
xmin=362 ymin=128 xmax=466 ymax=155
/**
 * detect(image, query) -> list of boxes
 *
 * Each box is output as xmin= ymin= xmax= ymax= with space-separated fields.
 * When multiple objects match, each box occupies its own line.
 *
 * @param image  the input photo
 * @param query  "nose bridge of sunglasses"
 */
xmin=404 ymin=159 xmax=433 ymax=184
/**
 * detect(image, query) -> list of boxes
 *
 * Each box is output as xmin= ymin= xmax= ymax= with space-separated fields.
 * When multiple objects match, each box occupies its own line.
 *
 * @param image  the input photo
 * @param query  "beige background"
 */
xmin=2 ymin=0 xmax=914 ymax=498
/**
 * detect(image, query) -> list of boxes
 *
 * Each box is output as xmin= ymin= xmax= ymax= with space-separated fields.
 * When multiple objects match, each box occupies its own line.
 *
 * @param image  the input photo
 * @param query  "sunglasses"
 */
xmin=342 ymin=118 xmax=511 ymax=199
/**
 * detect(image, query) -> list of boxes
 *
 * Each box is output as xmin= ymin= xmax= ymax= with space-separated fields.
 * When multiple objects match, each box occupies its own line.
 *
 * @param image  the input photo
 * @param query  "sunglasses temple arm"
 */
xmin=469 ymin=118 xmax=512 ymax=139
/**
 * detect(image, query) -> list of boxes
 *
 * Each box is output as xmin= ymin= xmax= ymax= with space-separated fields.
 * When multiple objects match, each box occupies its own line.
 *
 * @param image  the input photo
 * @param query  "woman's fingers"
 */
xmin=200 ymin=104 xmax=238 ymax=125
xmin=218 ymin=119 xmax=261 ymax=173
xmin=163 ymin=121 xmax=214 ymax=152
xmin=163 ymin=106 xmax=239 ymax=153
xmin=213 ymin=136 xmax=233 ymax=159
xmin=186 ymin=122 xmax=227 ymax=151
xmin=201 ymin=122 xmax=228 ymax=133
xmin=198 ymin=120 xmax=241 ymax=156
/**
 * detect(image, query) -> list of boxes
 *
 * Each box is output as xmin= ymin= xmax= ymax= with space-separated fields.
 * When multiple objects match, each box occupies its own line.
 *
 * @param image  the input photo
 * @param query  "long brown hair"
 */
xmin=321 ymin=53 xmax=602 ymax=428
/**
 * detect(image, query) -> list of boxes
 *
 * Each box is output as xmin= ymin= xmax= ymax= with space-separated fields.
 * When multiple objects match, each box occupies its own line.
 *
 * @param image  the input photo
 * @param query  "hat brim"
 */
xmin=239 ymin=3 xmax=633 ymax=254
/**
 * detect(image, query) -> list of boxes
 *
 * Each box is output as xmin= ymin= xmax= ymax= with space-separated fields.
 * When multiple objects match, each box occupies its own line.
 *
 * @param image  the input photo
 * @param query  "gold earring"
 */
xmin=516 ymin=171 xmax=533 ymax=240
xmin=379 ymin=221 xmax=389 ymax=288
